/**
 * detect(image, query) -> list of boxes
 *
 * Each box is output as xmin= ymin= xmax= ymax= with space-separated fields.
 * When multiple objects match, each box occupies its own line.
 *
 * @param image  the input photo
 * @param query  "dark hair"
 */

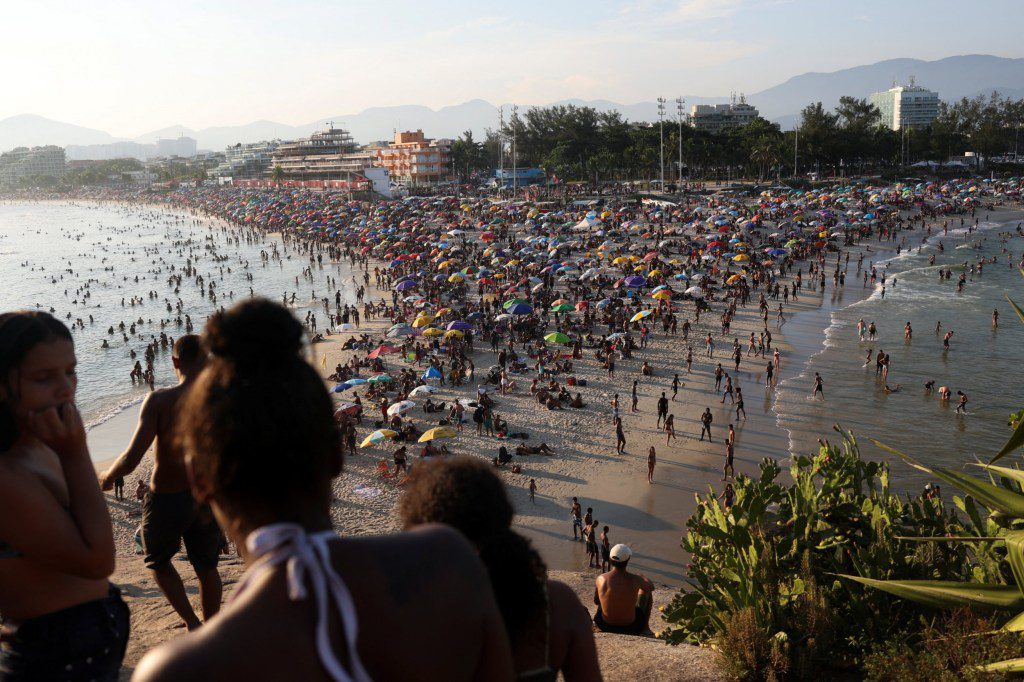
xmin=172 ymin=334 xmax=205 ymax=365
xmin=399 ymin=457 xmax=547 ymax=642
xmin=0 ymin=311 xmax=73 ymax=452
xmin=178 ymin=299 xmax=339 ymax=525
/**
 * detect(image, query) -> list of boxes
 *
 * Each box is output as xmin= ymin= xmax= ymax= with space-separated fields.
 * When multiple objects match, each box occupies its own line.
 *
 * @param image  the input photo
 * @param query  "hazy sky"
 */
xmin=3 ymin=0 xmax=1021 ymax=137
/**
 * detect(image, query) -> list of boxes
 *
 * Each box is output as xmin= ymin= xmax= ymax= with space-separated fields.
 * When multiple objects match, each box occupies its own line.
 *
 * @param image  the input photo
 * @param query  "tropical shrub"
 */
xmin=661 ymin=428 xmax=974 ymax=679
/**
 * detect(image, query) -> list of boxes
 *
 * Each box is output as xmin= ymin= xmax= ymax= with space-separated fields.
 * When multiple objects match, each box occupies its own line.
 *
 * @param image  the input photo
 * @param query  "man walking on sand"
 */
xmin=593 ymin=544 xmax=655 ymax=635
xmin=100 ymin=335 xmax=224 ymax=631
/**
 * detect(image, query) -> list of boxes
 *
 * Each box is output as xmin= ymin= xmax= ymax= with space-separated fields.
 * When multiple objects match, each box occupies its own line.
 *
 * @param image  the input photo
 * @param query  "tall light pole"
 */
xmin=676 ymin=97 xmax=685 ymax=186
xmin=793 ymin=126 xmax=799 ymax=179
xmin=511 ymin=104 xmax=518 ymax=196
xmin=657 ymin=97 xmax=666 ymax=189
xmin=498 ymin=106 xmax=504 ymax=192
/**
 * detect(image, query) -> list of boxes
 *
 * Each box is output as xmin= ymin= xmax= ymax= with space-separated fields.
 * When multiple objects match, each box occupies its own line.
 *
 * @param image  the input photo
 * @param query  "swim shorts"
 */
xmin=593 ymin=605 xmax=648 ymax=635
xmin=142 ymin=491 xmax=224 ymax=572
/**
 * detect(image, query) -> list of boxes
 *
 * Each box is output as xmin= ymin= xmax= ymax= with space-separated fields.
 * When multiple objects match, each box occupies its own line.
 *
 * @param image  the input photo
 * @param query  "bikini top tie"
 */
xmin=236 ymin=523 xmax=373 ymax=682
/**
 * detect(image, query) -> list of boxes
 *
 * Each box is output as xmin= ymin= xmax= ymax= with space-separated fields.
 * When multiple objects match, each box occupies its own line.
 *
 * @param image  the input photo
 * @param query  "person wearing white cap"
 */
xmin=592 ymin=544 xmax=655 ymax=635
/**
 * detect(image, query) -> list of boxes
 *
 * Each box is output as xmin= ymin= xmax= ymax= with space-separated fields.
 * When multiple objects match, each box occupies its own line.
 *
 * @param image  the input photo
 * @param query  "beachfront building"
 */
xmin=375 ymin=130 xmax=450 ymax=186
xmin=0 ymin=145 xmax=66 ymax=186
xmin=690 ymin=96 xmax=759 ymax=133
xmin=212 ymin=140 xmax=280 ymax=180
xmin=271 ymin=125 xmax=379 ymax=182
xmin=870 ymin=80 xmax=940 ymax=130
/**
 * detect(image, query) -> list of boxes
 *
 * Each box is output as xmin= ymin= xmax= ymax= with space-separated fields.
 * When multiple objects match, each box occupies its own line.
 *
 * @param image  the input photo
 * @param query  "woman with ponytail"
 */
xmin=135 ymin=299 xmax=511 ymax=681
xmin=400 ymin=457 xmax=601 ymax=682
xmin=0 ymin=311 xmax=127 ymax=680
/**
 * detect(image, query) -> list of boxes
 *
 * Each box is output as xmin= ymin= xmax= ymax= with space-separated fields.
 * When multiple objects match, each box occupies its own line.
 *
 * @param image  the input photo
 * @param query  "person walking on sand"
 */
xmin=100 ymin=335 xmax=224 ymax=632
xmin=672 ymin=373 xmax=680 ymax=401
xmin=664 ymin=413 xmax=675 ymax=446
xmin=631 ymin=380 xmax=638 ymax=412
xmin=735 ymin=387 xmax=746 ymax=420
xmin=600 ymin=526 xmax=611 ymax=573
xmin=615 ymin=416 xmax=626 ymax=455
xmin=528 ymin=479 xmax=537 ymax=504
xmin=723 ymin=437 xmax=735 ymax=480
xmin=647 ymin=446 xmax=656 ymax=484
xmin=570 ymin=497 xmax=583 ymax=540
xmin=656 ymin=391 xmax=668 ymax=428
xmin=700 ymin=407 xmax=714 ymax=442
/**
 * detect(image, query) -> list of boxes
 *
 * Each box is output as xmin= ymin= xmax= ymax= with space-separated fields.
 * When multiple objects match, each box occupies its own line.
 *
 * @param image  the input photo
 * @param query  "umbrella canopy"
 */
xmin=544 ymin=332 xmax=572 ymax=344
xmin=630 ymin=310 xmax=653 ymax=322
xmin=409 ymin=385 xmax=435 ymax=397
xmin=422 ymin=366 xmax=443 ymax=380
xmin=367 ymin=374 xmax=393 ymax=383
xmin=386 ymin=400 xmax=416 ymax=417
xmin=366 ymin=345 xmax=400 ymax=360
xmin=360 ymin=429 xmax=398 ymax=448
xmin=419 ymin=426 xmax=458 ymax=443
xmin=506 ymin=303 xmax=534 ymax=315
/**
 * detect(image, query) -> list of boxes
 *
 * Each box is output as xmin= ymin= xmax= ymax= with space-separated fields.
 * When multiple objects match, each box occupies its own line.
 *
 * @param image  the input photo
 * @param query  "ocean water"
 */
xmin=774 ymin=216 xmax=1024 ymax=490
xmin=0 ymin=201 xmax=358 ymax=432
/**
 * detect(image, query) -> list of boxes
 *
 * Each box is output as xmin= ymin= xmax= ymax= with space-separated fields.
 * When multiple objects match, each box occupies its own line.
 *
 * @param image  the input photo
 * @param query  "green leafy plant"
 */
xmin=662 ymin=429 xmax=971 ymax=678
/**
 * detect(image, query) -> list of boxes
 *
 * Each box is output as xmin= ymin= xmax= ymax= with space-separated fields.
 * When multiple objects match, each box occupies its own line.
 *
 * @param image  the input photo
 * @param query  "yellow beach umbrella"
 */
xmin=419 ymin=426 xmax=458 ymax=443
xmin=421 ymin=327 xmax=444 ymax=337
xmin=444 ymin=329 xmax=464 ymax=339
xmin=732 ymin=254 xmax=749 ymax=262
xmin=652 ymin=290 xmax=672 ymax=301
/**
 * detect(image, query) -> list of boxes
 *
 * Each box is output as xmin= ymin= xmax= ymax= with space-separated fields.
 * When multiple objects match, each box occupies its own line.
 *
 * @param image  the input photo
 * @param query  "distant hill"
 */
xmin=746 ymin=54 xmax=1024 ymax=125
xmin=0 ymin=114 xmax=117 ymax=151
xmin=3 ymin=54 xmax=1022 ymax=155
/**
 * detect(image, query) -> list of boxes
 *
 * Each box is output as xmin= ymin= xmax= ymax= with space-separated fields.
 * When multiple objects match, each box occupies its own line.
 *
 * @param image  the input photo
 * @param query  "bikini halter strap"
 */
xmin=238 ymin=523 xmax=373 ymax=682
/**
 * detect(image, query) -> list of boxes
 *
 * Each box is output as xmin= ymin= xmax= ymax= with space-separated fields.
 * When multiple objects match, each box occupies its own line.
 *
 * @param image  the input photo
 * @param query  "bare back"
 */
xmin=595 ymin=568 xmax=653 ymax=625
xmin=146 ymin=384 xmax=190 ymax=492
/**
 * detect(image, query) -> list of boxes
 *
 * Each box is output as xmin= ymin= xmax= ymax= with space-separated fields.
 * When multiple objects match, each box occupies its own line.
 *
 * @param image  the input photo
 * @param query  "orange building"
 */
xmin=375 ymin=130 xmax=450 ymax=186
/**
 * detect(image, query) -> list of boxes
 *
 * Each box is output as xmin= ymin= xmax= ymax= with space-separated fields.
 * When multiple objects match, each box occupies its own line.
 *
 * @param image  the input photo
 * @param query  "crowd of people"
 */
xmin=2 ymin=174 xmax=1022 ymax=679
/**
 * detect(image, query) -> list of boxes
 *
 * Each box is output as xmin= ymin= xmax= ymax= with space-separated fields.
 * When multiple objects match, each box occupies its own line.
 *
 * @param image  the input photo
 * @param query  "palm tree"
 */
xmin=271 ymin=164 xmax=284 ymax=186
xmin=749 ymin=137 xmax=780 ymax=181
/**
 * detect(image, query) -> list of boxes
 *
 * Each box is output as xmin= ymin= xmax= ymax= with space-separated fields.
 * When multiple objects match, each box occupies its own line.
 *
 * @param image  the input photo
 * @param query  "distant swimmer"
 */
xmin=884 ymin=384 xmax=902 ymax=394
xmin=993 ymin=308 xmax=999 ymax=328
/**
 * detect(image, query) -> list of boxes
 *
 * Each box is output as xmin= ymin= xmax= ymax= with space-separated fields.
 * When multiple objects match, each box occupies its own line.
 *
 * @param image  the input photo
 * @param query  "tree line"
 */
xmin=447 ymin=92 xmax=1024 ymax=184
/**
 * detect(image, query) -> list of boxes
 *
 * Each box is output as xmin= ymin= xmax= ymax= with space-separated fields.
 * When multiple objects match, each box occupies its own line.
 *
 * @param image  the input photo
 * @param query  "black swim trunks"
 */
xmin=142 ymin=491 xmax=224 ymax=572
xmin=593 ymin=605 xmax=647 ymax=635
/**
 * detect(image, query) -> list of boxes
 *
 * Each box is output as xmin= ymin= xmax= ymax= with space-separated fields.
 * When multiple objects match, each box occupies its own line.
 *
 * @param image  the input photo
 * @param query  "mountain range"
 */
xmin=3 ymin=54 xmax=1022 ymax=158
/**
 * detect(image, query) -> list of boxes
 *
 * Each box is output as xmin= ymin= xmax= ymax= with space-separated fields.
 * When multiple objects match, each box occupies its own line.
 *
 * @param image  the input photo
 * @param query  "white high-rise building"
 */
xmin=870 ymin=80 xmax=939 ymax=130
xmin=156 ymin=137 xmax=198 ymax=158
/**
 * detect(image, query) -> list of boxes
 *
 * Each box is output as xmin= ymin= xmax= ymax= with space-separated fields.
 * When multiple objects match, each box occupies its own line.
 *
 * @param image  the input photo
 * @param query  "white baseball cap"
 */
xmin=609 ymin=544 xmax=632 ymax=562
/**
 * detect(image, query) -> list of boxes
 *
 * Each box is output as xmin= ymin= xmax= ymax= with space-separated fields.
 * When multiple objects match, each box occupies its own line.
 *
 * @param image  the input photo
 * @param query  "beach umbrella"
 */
xmin=344 ymin=378 xmax=367 ymax=387
xmin=334 ymin=402 xmax=361 ymax=416
xmin=367 ymin=374 xmax=393 ymax=384
xmin=447 ymin=320 xmax=473 ymax=331
xmin=503 ymin=298 xmax=529 ymax=309
xmin=684 ymin=286 xmax=703 ymax=296
xmin=412 ymin=315 xmax=435 ymax=328
xmin=336 ymin=323 xmax=356 ymax=331
xmin=409 ymin=385 xmax=435 ymax=397
xmin=360 ymin=429 xmax=398 ymax=448
xmin=732 ymin=254 xmax=749 ymax=262
xmin=419 ymin=426 xmax=457 ymax=443
xmin=421 ymin=327 xmax=444 ymax=337
xmin=506 ymin=303 xmax=533 ymax=315
xmin=387 ymin=324 xmax=418 ymax=338
xmin=395 ymin=280 xmax=417 ymax=291
xmin=422 ymin=366 xmax=443 ymax=380
xmin=630 ymin=310 xmax=653 ymax=322
xmin=444 ymin=329 xmax=465 ymax=339
xmin=652 ymin=290 xmax=672 ymax=301
xmin=366 ymin=345 xmax=400 ymax=360
xmin=550 ymin=303 xmax=574 ymax=313
xmin=544 ymin=332 xmax=572 ymax=344
xmin=623 ymin=275 xmax=647 ymax=288
xmin=331 ymin=383 xmax=351 ymax=393
xmin=387 ymin=400 xmax=416 ymax=417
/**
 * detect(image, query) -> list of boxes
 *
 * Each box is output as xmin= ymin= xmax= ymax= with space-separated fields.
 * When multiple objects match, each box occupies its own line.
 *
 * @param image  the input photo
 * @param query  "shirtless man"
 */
xmin=593 ymin=545 xmax=654 ymax=635
xmin=100 ymin=335 xmax=223 ymax=630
